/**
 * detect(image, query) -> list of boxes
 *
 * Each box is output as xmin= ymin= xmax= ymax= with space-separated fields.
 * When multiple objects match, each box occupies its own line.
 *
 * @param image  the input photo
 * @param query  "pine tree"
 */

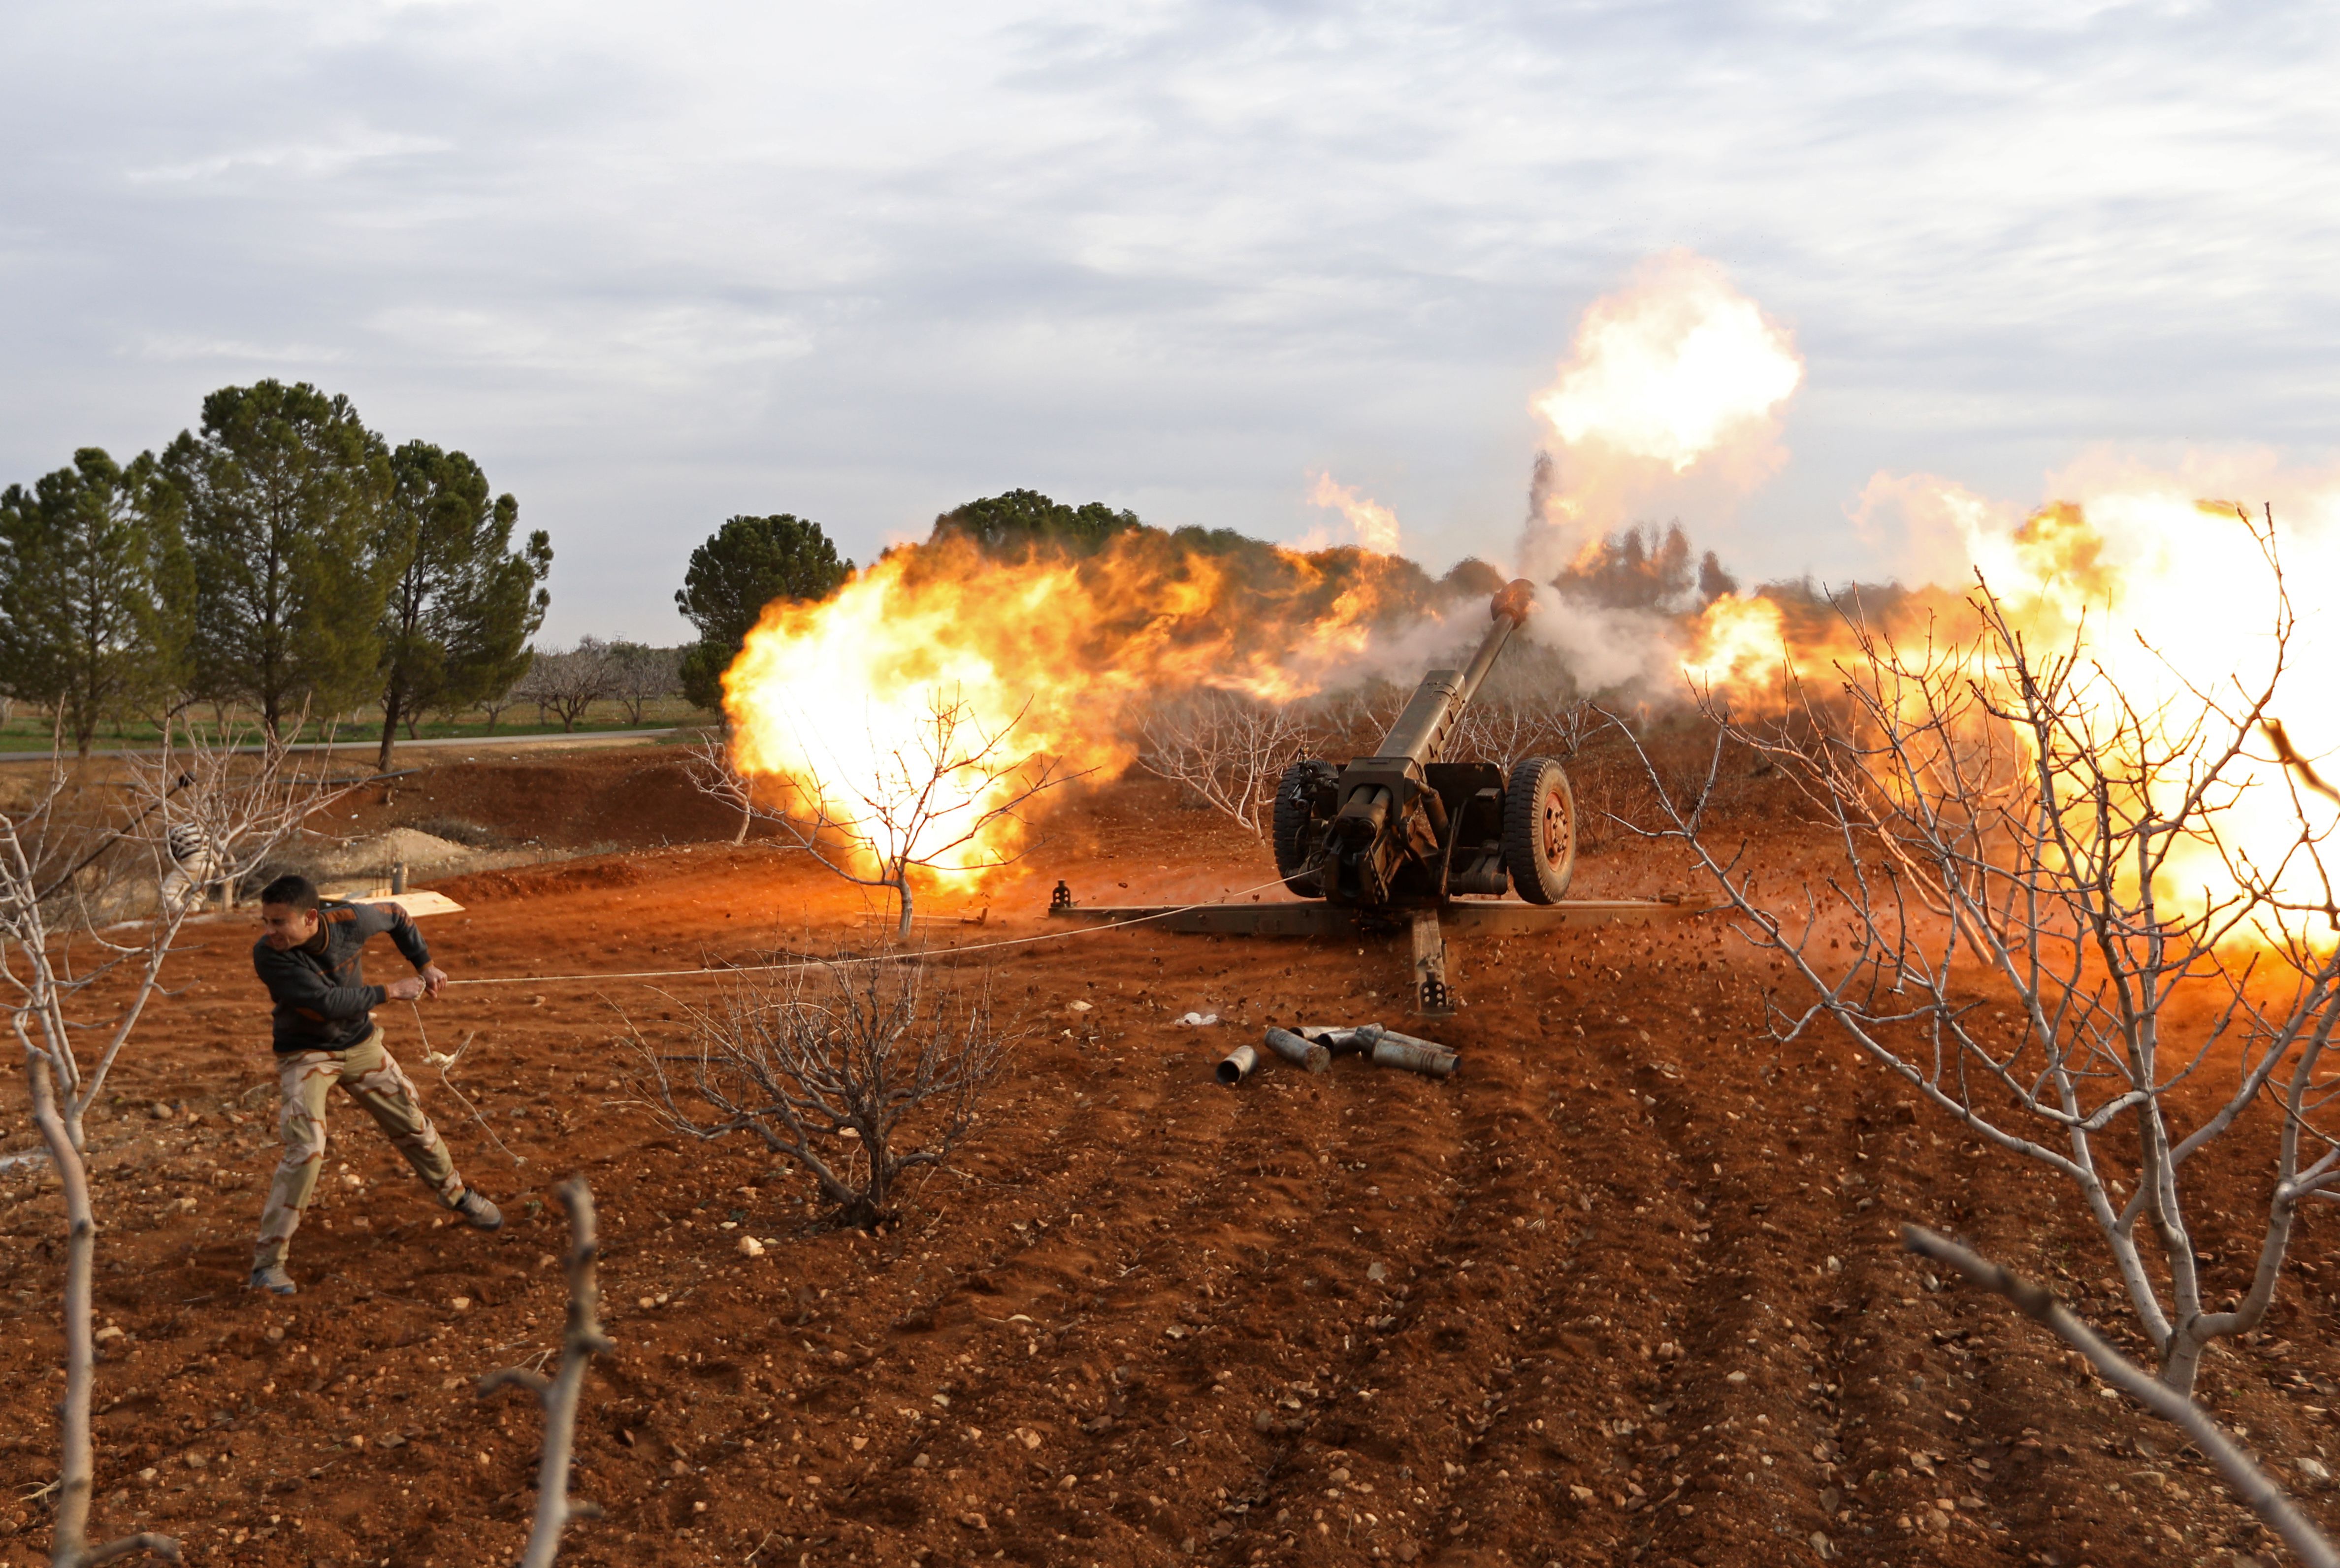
xmin=162 ymin=381 xmax=401 ymax=738
xmin=375 ymin=442 xmax=552 ymax=768
xmin=0 ymin=448 xmax=190 ymax=755
xmin=674 ymin=515 xmax=852 ymax=711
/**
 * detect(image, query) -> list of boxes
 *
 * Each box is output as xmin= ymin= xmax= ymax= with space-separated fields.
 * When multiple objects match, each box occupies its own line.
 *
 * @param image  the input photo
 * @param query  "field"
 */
xmin=0 ymin=739 xmax=2334 ymax=1568
xmin=0 ymin=697 xmax=712 ymax=755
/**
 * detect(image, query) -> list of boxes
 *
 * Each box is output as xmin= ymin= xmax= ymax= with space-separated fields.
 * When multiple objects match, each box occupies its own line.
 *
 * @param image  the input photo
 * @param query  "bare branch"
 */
xmin=478 ymin=1178 xmax=611 ymax=1568
xmin=1905 ymin=1225 xmax=2339 ymax=1568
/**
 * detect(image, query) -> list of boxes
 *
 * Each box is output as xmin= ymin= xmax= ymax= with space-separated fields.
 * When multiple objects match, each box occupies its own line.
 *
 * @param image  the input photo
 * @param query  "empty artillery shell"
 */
xmin=1215 ymin=1042 xmax=1263 ymax=1085
xmin=1262 ymin=1027 xmax=1332 ymax=1074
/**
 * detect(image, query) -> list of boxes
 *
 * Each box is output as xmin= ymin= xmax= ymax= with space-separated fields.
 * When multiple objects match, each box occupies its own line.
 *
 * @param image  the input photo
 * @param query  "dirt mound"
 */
xmin=311 ymin=827 xmax=473 ymax=876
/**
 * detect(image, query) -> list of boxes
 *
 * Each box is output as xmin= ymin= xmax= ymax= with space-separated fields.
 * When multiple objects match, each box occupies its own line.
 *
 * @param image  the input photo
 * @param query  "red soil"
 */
xmin=0 ymin=739 xmax=2332 ymax=1568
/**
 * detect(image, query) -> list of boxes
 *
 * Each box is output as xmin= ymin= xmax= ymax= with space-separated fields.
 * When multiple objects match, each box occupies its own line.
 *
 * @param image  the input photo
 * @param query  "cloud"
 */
xmin=1 ymin=2 xmax=2338 ymax=638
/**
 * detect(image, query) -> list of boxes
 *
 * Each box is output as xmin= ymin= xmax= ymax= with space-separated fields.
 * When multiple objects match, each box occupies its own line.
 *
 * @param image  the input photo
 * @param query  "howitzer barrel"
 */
xmin=1376 ymin=578 xmax=1536 ymax=765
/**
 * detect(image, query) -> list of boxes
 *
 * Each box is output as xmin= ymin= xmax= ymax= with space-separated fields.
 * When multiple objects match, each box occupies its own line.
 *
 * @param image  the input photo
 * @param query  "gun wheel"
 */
xmin=1503 ymin=756 xmax=1577 ymax=904
xmin=1272 ymin=759 xmax=1336 ymax=898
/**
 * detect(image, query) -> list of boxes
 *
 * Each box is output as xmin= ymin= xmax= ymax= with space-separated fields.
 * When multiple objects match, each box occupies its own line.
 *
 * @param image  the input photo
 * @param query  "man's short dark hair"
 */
xmin=259 ymin=874 xmax=321 ymax=911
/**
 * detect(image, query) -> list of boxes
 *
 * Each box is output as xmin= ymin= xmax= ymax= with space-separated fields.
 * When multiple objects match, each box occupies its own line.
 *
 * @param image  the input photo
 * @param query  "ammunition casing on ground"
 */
xmin=1371 ymin=1037 xmax=1460 ymax=1077
xmin=1352 ymin=1022 xmax=1459 ymax=1077
xmin=1294 ymin=1025 xmax=1367 ymax=1053
xmin=1262 ymin=1027 xmax=1331 ymax=1074
xmin=1215 ymin=1042 xmax=1262 ymax=1085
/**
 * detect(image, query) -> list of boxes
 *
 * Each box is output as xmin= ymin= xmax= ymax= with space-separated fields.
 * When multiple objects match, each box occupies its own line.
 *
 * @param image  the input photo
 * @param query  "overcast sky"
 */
xmin=5 ymin=1 xmax=2336 ymax=642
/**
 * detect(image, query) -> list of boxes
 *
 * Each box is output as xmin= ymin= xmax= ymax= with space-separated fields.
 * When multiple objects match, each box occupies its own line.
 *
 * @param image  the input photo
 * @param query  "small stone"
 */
xmin=148 ymin=1102 xmax=172 ymax=1121
xmin=95 ymin=1325 xmax=125 ymax=1343
xmin=1254 ymin=1409 xmax=1276 ymax=1434
xmin=737 ymin=1236 xmax=766 ymax=1258
xmin=957 ymin=1511 xmax=988 ymax=1531
xmin=1725 ymin=1371 xmax=1748 ymax=1385
xmin=2304 ymin=1457 xmax=2332 ymax=1483
xmin=1367 ymin=1262 xmax=1387 ymax=1283
xmin=449 ymin=1297 xmax=472 ymax=1312
xmin=135 ymin=1468 xmax=157 ymax=1484
xmin=1809 ymin=1531 xmax=1834 ymax=1560
xmin=1069 ymin=1000 xmax=1092 ymax=1012
xmin=1395 ymin=1544 xmax=1419 ymax=1563
xmin=911 ymin=1453 xmax=931 ymax=1470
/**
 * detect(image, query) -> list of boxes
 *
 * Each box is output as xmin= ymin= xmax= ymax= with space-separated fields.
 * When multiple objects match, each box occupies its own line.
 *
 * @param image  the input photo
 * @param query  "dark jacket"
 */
xmin=253 ymin=901 xmax=432 ymax=1054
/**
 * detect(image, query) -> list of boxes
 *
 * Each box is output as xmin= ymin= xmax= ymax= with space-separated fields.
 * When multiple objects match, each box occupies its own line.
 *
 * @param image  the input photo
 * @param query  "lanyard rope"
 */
xmin=439 ymin=873 xmax=1301 ymax=989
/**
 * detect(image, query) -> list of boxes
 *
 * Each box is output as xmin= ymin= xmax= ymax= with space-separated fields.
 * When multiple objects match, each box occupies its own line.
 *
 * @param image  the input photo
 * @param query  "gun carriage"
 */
xmin=1271 ymin=578 xmax=1576 ymax=913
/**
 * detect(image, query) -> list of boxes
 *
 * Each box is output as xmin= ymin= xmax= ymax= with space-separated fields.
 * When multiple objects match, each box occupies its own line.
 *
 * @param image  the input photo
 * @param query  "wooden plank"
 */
xmin=355 ymin=891 xmax=467 ymax=919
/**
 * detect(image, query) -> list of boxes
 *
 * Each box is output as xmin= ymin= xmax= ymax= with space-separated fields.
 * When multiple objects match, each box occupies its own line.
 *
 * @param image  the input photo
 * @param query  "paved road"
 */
xmin=0 ymin=726 xmax=690 ymax=766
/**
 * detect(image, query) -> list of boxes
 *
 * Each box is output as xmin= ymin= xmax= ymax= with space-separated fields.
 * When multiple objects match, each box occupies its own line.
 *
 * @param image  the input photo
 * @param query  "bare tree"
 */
xmin=3 ymin=710 xmax=338 ymax=1568
xmin=1906 ymin=1224 xmax=2339 ymax=1568
xmin=604 ymin=642 xmax=680 ymax=726
xmin=470 ymin=656 xmax=530 ymax=733
xmin=1136 ymin=688 xmax=1317 ymax=836
xmin=628 ymin=954 xmax=1005 ymax=1229
xmin=514 ymin=641 xmax=615 ymax=732
xmin=1451 ymin=692 xmax=1592 ymax=773
xmin=1 ymin=765 xmax=183 ymax=1568
xmin=480 ymin=1178 xmax=611 ymax=1568
xmin=1621 ymin=512 xmax=2340 ymax=1400
xmin=754 ymin=686 xmax=1074 ymax=940
xmin=128 ymin=708 xmax=356 ymax=914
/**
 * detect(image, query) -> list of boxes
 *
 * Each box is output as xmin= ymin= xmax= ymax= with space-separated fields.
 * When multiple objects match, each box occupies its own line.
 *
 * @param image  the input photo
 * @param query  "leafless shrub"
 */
xmin=1310 ymin=681 xmax=1410 ymax=757
xmin=1136 ymin=689 xmax=1318 ymax=835
xmin=1620 ymin=510 xmax=2340 ymax=1401
xmin=682 ymin=727 xmax=765 ymax=847
xmin=479 ymin=1178 xmax=611 ymax=1568
xmin=626 ymin=955 xmax=1006 ymax=1230
xmin=751 ymin=686 xmax=1074 ymax=940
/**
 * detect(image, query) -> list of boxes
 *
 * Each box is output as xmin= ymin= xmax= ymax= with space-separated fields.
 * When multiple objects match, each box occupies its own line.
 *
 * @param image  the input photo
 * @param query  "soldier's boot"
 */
xmin=248 ymin=1263 xmax=296 ymax=1296
xmin=455 ymin=1188 xmax=504 ymax=1232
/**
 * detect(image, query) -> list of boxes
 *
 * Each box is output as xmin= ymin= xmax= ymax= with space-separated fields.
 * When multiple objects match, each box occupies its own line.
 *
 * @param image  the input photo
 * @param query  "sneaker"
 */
xmin=455 ymin=1188 xmax=503 ymax=1232
xmin=248 ymin=1264 xmax=296 ymax=1296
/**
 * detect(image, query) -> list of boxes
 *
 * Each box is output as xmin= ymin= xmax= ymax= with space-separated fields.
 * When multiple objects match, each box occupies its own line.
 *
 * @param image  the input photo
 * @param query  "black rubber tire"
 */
xmin=1272 ymin=760 xmax=1335 ymax=898
xmin=1503 ymin=756 xmax=1577 ymax=904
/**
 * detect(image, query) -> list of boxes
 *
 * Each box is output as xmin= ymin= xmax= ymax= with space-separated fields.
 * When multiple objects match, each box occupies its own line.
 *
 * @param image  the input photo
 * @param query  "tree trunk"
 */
xmin=2160 ymin=1330 xmax=2207 ymax=1400
xmin=733 ymin=800 xmax=751 ymax=846
xmin=377 ymin=697 xmax=401 ymax=773
xmin=23 ymin=1043 xmax=175 ymax=1568
xmin=894 ymin=876 xmax=914 ymax=941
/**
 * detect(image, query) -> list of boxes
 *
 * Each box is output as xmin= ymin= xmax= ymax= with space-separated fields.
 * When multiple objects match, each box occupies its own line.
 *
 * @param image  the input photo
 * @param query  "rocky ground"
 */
xmin=1 ymin=741 xmax=2335 ymax=1568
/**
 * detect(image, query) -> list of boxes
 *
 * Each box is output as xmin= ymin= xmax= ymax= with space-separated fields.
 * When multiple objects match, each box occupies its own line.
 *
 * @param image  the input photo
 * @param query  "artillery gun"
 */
xmin=1271 ymin=578 xmax=1577 ymax=912
xmin=1045 ymin=577 xmax=1694 ymax=1015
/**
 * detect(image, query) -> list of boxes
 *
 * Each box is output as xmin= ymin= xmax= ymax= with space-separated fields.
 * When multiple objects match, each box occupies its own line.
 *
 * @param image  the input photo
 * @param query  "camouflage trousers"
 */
xmin=253 ymin=1028 xmax=466 ymax=1270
